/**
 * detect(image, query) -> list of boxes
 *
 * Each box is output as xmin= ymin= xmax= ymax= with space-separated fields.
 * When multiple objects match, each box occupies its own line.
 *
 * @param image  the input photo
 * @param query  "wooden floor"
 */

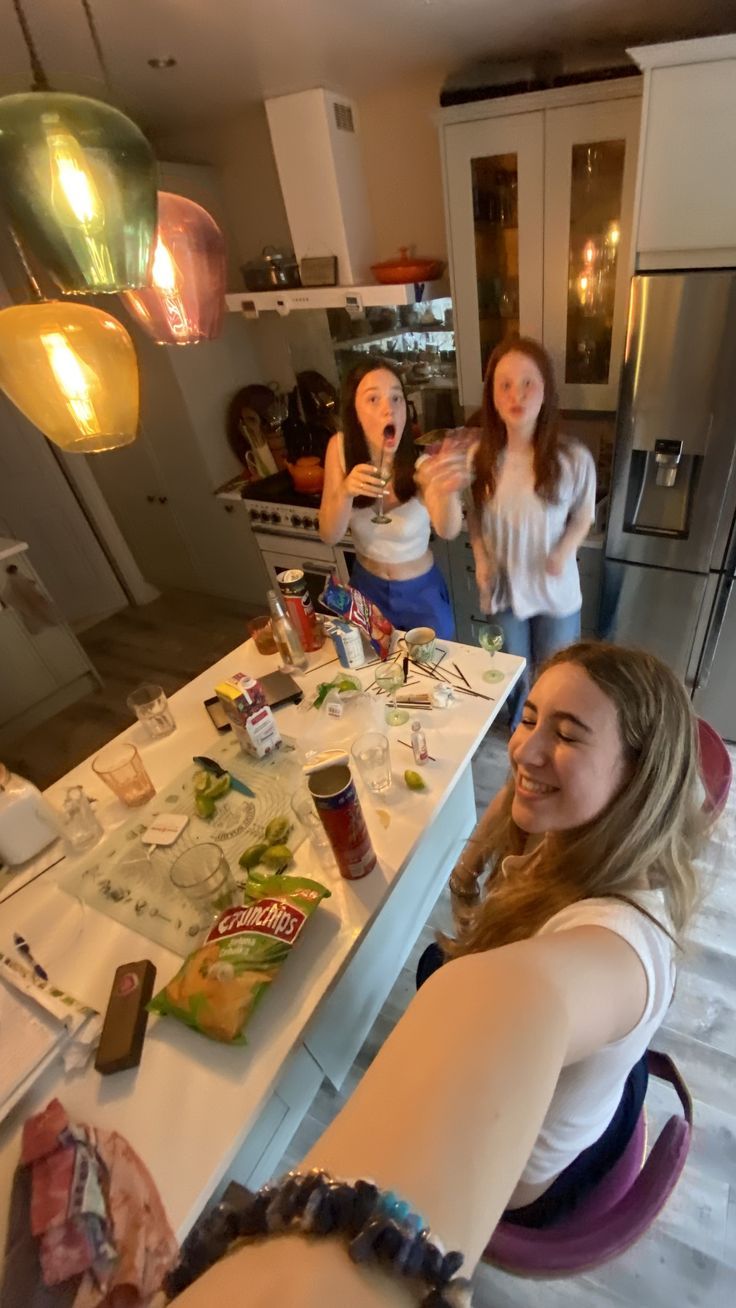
xmin=12 ymin=592 xmax=736 ymax=1302
xmin=5 ymin=590 xmax=257 ymax=790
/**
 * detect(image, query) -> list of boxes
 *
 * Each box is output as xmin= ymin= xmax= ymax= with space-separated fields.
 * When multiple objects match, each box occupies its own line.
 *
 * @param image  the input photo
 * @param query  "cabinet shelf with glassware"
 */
xmin=439 ymin=79 xmax=641 ymax=411
xmin=325 ymin=297 xmax=459 ymax=411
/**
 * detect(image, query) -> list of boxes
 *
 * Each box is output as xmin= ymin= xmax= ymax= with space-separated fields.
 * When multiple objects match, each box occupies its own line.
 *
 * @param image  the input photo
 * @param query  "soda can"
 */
xmin=308 ymin=763 xmax=377 ymax=880
xmin=278 ymin=569 xmax=319 ymax=651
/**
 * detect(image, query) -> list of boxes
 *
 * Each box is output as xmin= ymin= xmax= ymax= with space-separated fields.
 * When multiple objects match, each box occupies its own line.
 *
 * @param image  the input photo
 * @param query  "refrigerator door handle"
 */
xmin=694 ymin=576 xmax=733 ymax=693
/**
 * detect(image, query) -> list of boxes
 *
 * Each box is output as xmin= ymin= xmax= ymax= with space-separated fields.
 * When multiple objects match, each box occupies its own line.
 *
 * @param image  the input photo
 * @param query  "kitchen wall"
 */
xmin=357 ymin=65 xmax=448 ymax=263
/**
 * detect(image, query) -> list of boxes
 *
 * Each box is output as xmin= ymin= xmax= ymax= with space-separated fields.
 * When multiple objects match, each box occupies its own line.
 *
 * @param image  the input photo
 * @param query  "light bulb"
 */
xmin=152 ymin=239 xmax=177 ymax=291
xmin=43 ymin=118 xmax=103 ymax=230
xmin=40 ymin=331 xmax=98 ymax=435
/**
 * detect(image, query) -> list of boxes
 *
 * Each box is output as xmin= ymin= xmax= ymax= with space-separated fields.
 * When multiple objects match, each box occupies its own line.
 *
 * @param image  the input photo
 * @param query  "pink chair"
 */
xmin=483 ymin=1050 xmax=692 ymax=1276
xmin=697 ymin=717 xmax=732 ymax=817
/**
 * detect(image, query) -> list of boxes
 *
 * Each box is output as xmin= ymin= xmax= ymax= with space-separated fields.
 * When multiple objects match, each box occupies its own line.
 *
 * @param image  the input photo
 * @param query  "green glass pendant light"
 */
xmin=0 ymin=0 xmax=157 ymax=294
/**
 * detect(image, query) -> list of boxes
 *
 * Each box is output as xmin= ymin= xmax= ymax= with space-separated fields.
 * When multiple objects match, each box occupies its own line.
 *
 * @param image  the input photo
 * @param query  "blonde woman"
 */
xmin=168 ymin=643 xmax=705 ymax=1307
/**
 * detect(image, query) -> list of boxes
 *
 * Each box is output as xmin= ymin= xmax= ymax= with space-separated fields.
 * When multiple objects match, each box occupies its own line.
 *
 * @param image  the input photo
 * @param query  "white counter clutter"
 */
xmin=0 ymin=636 xmax=523 ymax=1251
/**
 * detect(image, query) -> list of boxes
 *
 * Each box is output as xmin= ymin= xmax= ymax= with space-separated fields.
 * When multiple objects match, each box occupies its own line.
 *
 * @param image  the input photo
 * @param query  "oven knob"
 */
xmin=269 ymin=511 xmax=279 ymax=524
xmin=291 ymin=514 xmax=302 ymax=527
xmin=250 ymin=509 xmax=260 ymax=521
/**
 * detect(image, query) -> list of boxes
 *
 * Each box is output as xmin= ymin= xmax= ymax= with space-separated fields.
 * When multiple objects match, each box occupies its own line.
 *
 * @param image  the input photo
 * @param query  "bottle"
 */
xmin=410 ymin=720 xmax=429 ymax=766
xmin=58 ymin=785 xmax=103 ymax=855
xmin=267 ymin=589 xmax=309 ymax=673
xmin=0 ymin=763 xmax=59 ymax=867
xmin=281 ymin=386 xmax=310 ymax=461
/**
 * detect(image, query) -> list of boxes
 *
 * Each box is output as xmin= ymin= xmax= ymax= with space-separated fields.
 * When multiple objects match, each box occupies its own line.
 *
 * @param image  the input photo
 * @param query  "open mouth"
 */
xmin=515 ymin=772 xmax=558 ymax=797
xmin=383 ymin=423 xmax=396 ymax=440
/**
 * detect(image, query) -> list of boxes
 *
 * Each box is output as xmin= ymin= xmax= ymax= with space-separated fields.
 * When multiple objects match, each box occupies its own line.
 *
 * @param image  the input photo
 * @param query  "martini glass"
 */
xmin=375 ymin=662 xmax=409 ymax=725
xmin=370 ymin=437 xmax=393 ymax=525
xmin=478 ymin=624 xmax=505 ymax=683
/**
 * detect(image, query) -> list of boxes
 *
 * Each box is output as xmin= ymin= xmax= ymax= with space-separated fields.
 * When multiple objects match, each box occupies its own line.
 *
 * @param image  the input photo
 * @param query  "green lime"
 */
xmin=194 ymin=770 xmax=211 ymax=793
xmin=404 ymin=769 xmax=427 ymax=792
xmin=195 ymin=792 xmax=216 ymax=819
xmin=262 ymin=843 xmax=293 ymax=872
xmin=264 ymin=815 xmax=291 ymax=844
xmin=205 ymin=773 xmax=231 ymax=800
xmin=238 ymin=841 xmax=268 ymax=869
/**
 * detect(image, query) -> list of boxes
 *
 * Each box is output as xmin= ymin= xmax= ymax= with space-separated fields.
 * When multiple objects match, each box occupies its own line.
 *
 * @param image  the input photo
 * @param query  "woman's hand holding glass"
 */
xmin=343 ymin=463 xmax=386 ymax=500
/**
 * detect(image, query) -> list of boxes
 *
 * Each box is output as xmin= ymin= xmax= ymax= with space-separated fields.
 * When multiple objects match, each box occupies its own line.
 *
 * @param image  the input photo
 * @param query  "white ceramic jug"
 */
xmin=0 ymin=764 xmax=59 ymax=867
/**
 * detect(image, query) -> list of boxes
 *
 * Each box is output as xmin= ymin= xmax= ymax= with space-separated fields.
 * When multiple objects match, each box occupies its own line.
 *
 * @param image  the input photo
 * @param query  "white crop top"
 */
xmin=336 ymin=432 xmax=431 ymax=565
xmin=516 ymin=884 xmax=675 ymax=1192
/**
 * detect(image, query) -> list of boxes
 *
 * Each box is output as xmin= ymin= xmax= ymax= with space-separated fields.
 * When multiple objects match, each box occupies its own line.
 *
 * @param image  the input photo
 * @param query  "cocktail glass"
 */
xmin=479 ymin=624 xmax=505 ymax=683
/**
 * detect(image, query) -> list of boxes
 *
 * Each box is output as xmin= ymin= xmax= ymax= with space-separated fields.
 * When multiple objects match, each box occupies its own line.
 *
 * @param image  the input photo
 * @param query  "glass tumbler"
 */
xmin=351 ymin=732 xmax=392 ymax=795
xmin=92 ymin=742 xmax=156 ymax=807
xmin=127 ymin=683 xmax=176 ymax=739
xmin=170 ymin=843 xmax=238 ymax=920
xmin=291 ymin=790 xmax=335 ymax=870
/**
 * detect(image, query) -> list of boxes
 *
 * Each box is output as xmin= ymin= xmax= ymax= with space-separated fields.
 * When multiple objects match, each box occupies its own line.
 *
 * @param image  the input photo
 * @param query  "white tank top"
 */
xmin=336 ymin=432 xmax=431 ymax=565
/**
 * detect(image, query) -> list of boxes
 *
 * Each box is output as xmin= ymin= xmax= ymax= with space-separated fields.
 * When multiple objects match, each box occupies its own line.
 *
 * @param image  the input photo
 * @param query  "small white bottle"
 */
xmin=0 ymin=764 xmax=59 ymax=867
xmin=410 ymin=720 xmax=429 ymax=766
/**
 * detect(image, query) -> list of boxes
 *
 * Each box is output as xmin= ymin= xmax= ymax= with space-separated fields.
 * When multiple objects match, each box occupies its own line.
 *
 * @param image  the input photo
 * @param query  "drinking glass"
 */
xmin=478 ymin=624 xmax=505 ymax=683
xmin=248 ymin=615 xmax=278 ymax=655
xmin=127 ymin=683 xmax=176 ymax=739
xmin=370 ymin=438 xmax=392 ymax=525
xmin=170 ymin=843 xmax=237 ymax=920
xmin=92 ymin=742 xmax=156 ymax=807
xmin=291 ymin=790 xmax=335 ymax=870
xmin=375 ymin=662 xmax=409 ymax=726
xmin=351 ymin=732 xmax=392 ymax=794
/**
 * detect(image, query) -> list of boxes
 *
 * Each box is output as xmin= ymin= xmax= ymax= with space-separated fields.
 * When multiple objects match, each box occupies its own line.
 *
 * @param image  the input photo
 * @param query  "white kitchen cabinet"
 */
xmin=440 ymin=80 xmax=641 ymax=410
xmin=630 ymin=37 xmax=736 ymax=267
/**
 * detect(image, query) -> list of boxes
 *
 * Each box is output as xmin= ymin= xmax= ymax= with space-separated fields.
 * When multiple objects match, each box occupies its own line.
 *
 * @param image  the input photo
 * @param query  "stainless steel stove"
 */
xmin=221 ymin=472 xmax=355 ymax=602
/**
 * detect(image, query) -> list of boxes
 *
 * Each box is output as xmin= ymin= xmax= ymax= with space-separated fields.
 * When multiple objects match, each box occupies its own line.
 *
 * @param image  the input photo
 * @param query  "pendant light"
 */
xmin=0 ymin=300 xmax=139 ymax=454
xmin=0 ymin=0 xmax=156 ymax=294
xmin=122 ymin=192 xmax=227 ymax=345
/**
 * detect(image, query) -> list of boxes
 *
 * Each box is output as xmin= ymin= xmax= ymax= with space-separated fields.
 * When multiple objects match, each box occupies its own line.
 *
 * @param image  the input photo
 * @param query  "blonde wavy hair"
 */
xmin=441 ymin=642 xmax=707 ymax=960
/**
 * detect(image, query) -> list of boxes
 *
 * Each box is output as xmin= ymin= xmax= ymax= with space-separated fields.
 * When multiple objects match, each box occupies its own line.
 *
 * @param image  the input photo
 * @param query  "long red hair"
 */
xmin=471 ymin=336 xmax=564 ymax=512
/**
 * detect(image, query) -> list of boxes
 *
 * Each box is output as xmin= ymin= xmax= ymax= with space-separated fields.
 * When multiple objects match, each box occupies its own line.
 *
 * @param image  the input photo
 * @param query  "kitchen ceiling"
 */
xmin=0 ymin=0 xmax=733 ymax=131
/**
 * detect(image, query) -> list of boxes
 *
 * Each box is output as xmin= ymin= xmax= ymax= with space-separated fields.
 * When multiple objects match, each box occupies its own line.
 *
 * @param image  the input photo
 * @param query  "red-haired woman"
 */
xmin=468 ymin=337 xmax=596 ymax=727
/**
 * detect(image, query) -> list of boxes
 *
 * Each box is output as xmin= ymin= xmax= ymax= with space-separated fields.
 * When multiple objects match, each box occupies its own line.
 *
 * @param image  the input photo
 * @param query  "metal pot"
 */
xmin=241 ymin=246 xmax=301 ymax=292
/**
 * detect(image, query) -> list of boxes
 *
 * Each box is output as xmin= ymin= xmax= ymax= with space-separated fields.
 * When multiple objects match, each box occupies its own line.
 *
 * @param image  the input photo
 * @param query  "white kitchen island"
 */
xmin=0 ymin=637 xmax=523 ymax=1251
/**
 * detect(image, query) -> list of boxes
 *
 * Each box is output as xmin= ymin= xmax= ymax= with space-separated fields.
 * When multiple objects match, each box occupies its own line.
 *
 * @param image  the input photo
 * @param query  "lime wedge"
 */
xmin=404 ymin=769 xmax=427 ymax=792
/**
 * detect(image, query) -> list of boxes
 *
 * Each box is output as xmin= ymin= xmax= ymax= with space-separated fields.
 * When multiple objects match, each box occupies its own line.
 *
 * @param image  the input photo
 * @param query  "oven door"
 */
xmin=254 ymin=532 xmax=347 ymax=609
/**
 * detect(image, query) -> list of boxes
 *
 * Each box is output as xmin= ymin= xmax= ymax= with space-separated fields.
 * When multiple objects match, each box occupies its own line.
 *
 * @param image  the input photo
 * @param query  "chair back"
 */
xmin=697 ymin=717 xmax=732 ymax=817
xmin=484 ymin=1050 xmax=692 ymax=1276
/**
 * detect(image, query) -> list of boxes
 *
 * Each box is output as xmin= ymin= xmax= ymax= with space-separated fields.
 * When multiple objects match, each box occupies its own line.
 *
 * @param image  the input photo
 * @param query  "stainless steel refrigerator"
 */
xmin=601 ymin=270 xmax=736 ymax=740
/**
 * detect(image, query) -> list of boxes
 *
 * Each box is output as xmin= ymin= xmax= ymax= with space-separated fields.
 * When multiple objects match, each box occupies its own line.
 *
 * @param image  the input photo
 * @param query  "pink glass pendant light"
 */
xmin=121 ymin=192 xmax=226 ymax=345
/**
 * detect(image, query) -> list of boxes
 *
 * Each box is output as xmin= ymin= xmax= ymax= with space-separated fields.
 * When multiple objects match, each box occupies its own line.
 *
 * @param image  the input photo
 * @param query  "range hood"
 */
xmin=226 ymin=88 xmax=446 ymax=316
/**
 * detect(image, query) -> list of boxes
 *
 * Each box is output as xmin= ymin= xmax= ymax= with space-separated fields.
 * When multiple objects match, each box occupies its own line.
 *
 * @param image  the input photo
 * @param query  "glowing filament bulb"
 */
xmin=607 ymin=223 xmax=620 ymax=246
xmin=583 ymin=241 xmax=596 ymax=265
xmin=41 ymin=331 xmax=97 ymax=434
xmin=42 ymin=117 xmax=103 ymax=231
xmin=152 ymin=239 xmax=178 ymax=292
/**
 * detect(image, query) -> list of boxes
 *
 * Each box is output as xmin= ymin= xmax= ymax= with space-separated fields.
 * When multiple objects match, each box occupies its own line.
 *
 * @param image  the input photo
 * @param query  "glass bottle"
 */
xmin=410 ymin=719 xmax=429 ymax=766
xmin=267 ymin=589 xmax=309 ymax=672
xmin=281 ymin=385 xmax=310 ymax=461
xmin=58 ymin=785 xmax=103 ymax=855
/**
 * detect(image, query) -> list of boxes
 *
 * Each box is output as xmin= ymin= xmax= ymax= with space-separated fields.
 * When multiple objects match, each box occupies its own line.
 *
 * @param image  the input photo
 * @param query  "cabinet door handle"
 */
xmin=146 ymin=494 xmax=156 ymax=503
xmin=158 ymin=496 xmax=168 ymax=505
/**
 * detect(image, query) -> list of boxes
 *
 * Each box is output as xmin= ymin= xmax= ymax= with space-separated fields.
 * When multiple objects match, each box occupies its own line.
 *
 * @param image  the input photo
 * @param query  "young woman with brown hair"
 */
xmin=469 ymin=336 xmax=596 ymax=726
xmin=168 ymin=643 xmax=706 ymax=1307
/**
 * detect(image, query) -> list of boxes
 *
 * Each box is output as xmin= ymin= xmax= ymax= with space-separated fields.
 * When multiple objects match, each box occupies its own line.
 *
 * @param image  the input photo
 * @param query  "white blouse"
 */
xmin=336 ymin=432 xmax=431 ymax=565
xmin=479 ymin=440 xmax=596 ymax=619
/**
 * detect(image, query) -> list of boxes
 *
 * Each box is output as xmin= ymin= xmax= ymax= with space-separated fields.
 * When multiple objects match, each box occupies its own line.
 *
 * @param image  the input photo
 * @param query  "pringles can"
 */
xmin=278 ymin=569 xmax=319 ymax=651
xmin=308 ymin=763 xmax=377 ymax=880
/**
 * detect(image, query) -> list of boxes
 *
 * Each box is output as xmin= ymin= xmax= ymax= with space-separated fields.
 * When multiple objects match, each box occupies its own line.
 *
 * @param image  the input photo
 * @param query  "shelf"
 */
xmin=331 ymin=326 xmax=453 ymax=350
xmin=225 ymin=279 xmax=450 ymax=316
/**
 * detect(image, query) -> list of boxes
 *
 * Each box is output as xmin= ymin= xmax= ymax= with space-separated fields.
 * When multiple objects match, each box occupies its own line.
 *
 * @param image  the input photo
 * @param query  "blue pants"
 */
xmin=415 ymin=942 xmax=648 ymax=1229
xmin=492 ymin=609 xmax=581 ymax=729
xmin=351 ymin=560 xmax=455 ymax=639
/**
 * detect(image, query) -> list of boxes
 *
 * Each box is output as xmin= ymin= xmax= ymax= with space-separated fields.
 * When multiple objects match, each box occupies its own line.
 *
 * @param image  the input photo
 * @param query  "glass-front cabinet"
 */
xmin=440 ymin=83 xmax=641 ymax=410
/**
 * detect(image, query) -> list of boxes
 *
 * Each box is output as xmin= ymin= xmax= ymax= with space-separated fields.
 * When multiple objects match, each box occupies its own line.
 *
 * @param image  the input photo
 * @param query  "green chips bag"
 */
xmin=149 ymin=875 xmax=330 ymax=1043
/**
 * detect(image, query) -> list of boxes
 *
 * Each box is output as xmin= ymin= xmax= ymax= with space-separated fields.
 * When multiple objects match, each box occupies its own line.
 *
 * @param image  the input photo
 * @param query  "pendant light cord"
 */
xmin=79 ymin=0 xmax=114 ymax=94
xmin=11 ymin=0 xmax=50 ymax=91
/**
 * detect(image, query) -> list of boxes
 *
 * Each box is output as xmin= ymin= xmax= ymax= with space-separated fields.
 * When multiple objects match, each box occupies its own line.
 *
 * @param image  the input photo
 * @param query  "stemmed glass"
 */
xmin=375 ymin=662 xmax=409 ymax=725
xmin=370 ymin=437 xmax=392 ymax=525
xmin=478 ymin=624 xmax=505 ymax=683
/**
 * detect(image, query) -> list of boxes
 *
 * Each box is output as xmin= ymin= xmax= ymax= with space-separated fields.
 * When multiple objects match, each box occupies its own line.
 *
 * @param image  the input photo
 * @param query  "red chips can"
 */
xmin=278 ymin=569 xmax=319 ymax=651
xmin=308 ymin=763 xmax=377 ymax=880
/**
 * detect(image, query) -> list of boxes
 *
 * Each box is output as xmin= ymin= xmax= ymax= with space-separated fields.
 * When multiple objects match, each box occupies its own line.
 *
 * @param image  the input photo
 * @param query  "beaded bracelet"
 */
xmin=164 ymin=1168 xmax=473 ymax=1306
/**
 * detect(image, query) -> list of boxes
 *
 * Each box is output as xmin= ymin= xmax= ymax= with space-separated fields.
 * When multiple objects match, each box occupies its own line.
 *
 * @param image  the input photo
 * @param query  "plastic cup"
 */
xmin=170 ymin=843 xmax=237 ymax=919
xmin=92 ymin=742 xmax=155 ymax=807
xmin=351 ymin=731 xmax=392 ymax=794
xmin=127 ymin=683 xmax=176 ymax=738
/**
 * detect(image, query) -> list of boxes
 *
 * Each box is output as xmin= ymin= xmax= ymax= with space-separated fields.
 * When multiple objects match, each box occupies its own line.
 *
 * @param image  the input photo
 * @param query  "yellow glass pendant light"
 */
xmin=0 ymin=1 xmax=156 ymax=293
xmin=0 ymin=302 xmax=139 ymax=453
